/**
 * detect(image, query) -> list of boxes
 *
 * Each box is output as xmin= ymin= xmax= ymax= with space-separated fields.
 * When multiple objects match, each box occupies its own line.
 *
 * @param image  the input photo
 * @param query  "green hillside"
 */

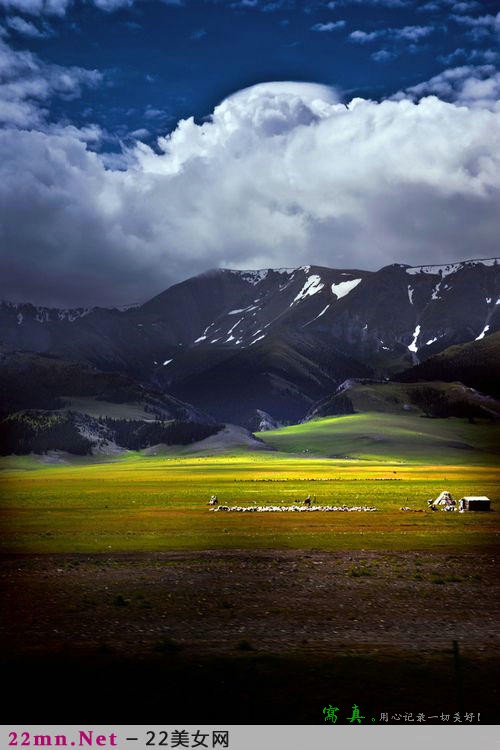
xmin=396 ymin=331 xmax=500 ymax=398
xmin=258 ymin=412 xmax=500 ymax=464
xmin=306 ymin=380 xmax=500 ymax=420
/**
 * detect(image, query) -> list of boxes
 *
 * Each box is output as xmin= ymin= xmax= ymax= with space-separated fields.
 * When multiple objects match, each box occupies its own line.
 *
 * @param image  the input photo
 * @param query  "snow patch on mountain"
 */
xmin=57 ymin=308 xmax=91 ymax=322
xmin=431 ymin=282 xmax=442 ymax=300
xmin=228 ymin=304 xmax=258 ymax=315
xmin=292 ymin=275 xmax=324 ymax=305
xmin=303 ymin=304 xmax=331 ymax=328
xmin=331 ymin=278 xmax=362 ymax=299
xmin=407 ymin=263 xmax=460 ymax=277
xmin=230 ymin=268 xmax=296 ymax=285
xmin=408 ymin=324 xmax=421 ymax=353
xmin=2 ymin=301 xmax=91 ymax=324
xmin=407 ymin=286 xmax=414 ymax=305
xmin=227 ymin=318 xmax=243 ymax=335
xmin=476 ymin=324 xmax=490 ymax=340
xmin=250 ymin=334 xmax=266 ymax=345
xmin=406 ymin=258 xmax=497 ymax=278
xmin=235 ymin=270 xmax=270 ymax=285
xmin=35 ymin=309 xmax=50 ymax=323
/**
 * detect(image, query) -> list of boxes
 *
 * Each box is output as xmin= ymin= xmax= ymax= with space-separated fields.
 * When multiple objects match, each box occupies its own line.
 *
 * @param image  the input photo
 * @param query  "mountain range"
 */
xmin=1 ymin=256 xmax=498 ymax=435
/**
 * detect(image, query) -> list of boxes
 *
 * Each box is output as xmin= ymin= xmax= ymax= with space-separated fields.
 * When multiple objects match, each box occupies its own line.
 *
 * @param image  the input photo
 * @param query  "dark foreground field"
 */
xmin=1 ymin=549 xmax=498 ymax=724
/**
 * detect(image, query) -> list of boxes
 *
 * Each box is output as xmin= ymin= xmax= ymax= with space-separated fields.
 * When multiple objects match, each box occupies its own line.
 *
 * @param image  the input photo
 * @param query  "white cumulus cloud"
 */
xmin=0 ymin=37 xmax=102 ymax=127
xmin=1 ymin=79 xmax=500 ymax=306
xmin=396 ymin=65 xmax=500 ymax=110
xmin=6 ymin=15 xmax=52 ymax=36
xmin=0 ymin=0 xmax=140 ymax=14
xmin=0 ymin=0 xmax=70 ymax=15
xmin=350 ymin=25 xmax=435 ymax=43
xmin=311 ymin=21 xmax=346 ymax=32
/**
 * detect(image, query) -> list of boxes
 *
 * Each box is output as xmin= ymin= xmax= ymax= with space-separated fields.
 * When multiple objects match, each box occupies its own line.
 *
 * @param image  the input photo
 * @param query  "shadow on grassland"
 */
xmin=2 ymin=649 xmax=498 ymax=724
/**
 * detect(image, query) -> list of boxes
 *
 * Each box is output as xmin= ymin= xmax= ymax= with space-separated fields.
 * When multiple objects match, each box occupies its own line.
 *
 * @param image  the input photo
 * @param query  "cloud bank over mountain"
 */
xmin=1 ymin=77 xmax=500 ymax=307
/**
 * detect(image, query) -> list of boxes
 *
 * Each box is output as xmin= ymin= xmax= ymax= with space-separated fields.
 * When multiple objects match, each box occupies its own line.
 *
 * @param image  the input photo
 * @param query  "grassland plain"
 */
xmin=1 ymin=460 xmax=498 ymax=552
xmin=0 ymin=413 xmax=498 ymax=723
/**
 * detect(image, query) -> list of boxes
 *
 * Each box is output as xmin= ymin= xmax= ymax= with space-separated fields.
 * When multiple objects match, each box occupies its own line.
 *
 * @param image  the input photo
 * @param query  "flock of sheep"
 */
xmin=210 ymin=504 xmax=378 ymax=513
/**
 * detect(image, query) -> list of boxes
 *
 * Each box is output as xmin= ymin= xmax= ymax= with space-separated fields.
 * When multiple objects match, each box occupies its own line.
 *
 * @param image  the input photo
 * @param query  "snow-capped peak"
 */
xmin=406 ymin=258 xmax=497 ymax=278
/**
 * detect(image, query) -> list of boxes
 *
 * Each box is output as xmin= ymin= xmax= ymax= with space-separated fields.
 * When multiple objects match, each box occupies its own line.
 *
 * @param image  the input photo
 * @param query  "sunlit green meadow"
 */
xmin=258 ymin=413 xmax=500 ymax=464
xmin=1 ymin=415 xmax=499 ymax=553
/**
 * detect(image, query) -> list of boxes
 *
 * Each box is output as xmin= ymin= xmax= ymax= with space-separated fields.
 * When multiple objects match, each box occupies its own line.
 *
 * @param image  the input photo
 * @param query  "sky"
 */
xmin=0 ymin=0 xmax=499 ymax=307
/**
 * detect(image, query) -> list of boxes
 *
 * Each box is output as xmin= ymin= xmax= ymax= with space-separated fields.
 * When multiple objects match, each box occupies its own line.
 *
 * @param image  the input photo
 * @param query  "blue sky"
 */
xmin=0 ymin=0 xmax=499 ymax=306
xmin=2 ymin=0 xmax=498 ymax=147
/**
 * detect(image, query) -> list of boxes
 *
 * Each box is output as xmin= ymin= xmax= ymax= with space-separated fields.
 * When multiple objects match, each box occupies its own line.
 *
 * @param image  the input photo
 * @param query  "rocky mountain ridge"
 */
xmin=1 ymin=257 xmax=498 ymax=427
